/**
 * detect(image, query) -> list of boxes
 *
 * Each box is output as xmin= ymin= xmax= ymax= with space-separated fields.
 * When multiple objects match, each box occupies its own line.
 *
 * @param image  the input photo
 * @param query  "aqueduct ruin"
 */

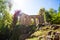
xmin=18 ymin=8 xmax=46 ymax=26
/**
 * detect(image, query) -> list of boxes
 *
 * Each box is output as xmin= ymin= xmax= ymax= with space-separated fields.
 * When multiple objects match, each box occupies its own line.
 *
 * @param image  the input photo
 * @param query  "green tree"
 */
xmin=58 ymin=5 xmax=60 ymax=12
xmin=2 ymin=10 xmax=12 ymax=27
xmin=0 ymin=0 xmax=12 ymax=40
xmin=45 ymin=11 xmax=51 ymax=22
xmin=0 ymin=0 xmax=12 ymax=28
xmin=56 ymin=6 xmax=60 ymax=24
xmin=49 ymin=8 xmax=57 ymax=24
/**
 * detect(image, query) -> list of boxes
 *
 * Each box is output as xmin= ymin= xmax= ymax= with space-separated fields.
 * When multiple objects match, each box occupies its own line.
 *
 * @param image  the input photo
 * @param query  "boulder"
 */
xmin=51 ymin=24 xmax=60 ymax=30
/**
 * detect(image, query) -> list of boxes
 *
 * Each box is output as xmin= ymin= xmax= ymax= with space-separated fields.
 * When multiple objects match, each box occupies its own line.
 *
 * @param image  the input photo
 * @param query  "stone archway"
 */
xmin=31 ymin=18 xmax=35 ymax=25
xmin=35 ymin=18 xmax=39 ymax=26
xmin=29 ymin=15 xmax=40 ymax=26
xmin=19 ymin=13 xmax=45 ymax=26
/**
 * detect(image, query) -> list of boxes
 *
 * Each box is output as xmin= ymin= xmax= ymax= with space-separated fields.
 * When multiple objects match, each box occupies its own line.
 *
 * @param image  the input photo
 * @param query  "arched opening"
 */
xmin=16 ymin=16 xmax=20 ymax=25
xmin=31 ymin=18 xmax=35 ymax=25
xmin=35 ymin=18 xmax=39 ymax=26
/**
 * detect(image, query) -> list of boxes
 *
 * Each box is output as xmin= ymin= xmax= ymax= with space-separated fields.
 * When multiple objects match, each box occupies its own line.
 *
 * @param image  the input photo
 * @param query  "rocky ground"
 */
xmin=26 ymin=25 xmax=60 ymax=40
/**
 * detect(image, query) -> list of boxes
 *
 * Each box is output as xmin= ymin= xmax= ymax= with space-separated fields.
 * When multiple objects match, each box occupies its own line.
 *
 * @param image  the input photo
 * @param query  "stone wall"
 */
xmin=19 ymin=8 xmax=45 ymax=26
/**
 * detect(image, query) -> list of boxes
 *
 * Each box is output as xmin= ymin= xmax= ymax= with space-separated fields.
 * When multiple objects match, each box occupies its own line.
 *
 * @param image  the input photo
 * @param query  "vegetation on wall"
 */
xmin=38 ymin=6 xmax=60 ymax=24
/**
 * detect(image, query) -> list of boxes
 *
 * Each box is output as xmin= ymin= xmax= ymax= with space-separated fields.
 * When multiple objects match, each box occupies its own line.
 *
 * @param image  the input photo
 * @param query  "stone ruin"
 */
xmin=18 ymin=8 xmax=46 ymax=26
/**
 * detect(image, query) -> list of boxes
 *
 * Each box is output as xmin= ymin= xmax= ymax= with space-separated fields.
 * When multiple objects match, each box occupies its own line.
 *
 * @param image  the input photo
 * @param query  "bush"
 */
xmin=0 ymin=25 xmax=11 ymax=40
xmin=10 ymin=25 xmax=37 ymax=40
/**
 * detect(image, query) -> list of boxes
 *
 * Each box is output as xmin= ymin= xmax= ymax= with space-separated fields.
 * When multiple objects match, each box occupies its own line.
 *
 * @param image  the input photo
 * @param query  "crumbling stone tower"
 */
xmin=39 ymin=8 xmax=46 ymax=24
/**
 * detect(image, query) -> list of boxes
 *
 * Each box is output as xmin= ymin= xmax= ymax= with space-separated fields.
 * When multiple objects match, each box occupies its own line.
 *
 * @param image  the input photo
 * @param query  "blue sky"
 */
xmin=11 ymin=0 xmax=60 ymax=15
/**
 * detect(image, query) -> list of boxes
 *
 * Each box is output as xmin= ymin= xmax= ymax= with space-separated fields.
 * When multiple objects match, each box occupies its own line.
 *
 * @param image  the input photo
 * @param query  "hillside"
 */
xmin=26 ymin=25 xmax=60 ymax=40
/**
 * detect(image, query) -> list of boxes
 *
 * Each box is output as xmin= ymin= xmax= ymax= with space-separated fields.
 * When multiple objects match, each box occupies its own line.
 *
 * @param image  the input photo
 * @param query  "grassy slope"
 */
xmin=26 ymin=26 xmax=60 ymax=40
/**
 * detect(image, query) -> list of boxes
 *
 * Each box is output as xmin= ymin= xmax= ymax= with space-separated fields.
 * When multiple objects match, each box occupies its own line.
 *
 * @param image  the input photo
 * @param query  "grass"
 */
xmin=26 ymin=37 xmax=38 ymax=40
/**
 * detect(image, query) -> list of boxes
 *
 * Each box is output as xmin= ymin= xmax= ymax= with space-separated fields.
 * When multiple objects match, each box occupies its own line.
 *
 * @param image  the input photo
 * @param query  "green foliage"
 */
xmin=0 ymin=0 xmax=12 ymax=39
xmin=58 ymin=5 xmax=60 ymax=12
xmin=0 ymin=0 xmax=7 ymax=27
xmin=45 ymin=7 xmax=60 ymax=24
xmin=49 ymin=8 xmax=55 ymax=14
xmin=0 ymin=10 xmax=12 ymax=28
xmin=10 ymin=25 xmax=37 ymax=40
xmin=38 ymin=7 xmax=60 ymax=24
xmin=45 ymin=11 xmax=51 ymax=22
xmin=3 ymin=10 xmax=12 ymax=27
xmin=0 ymin=0 xmax=12 ymax=28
